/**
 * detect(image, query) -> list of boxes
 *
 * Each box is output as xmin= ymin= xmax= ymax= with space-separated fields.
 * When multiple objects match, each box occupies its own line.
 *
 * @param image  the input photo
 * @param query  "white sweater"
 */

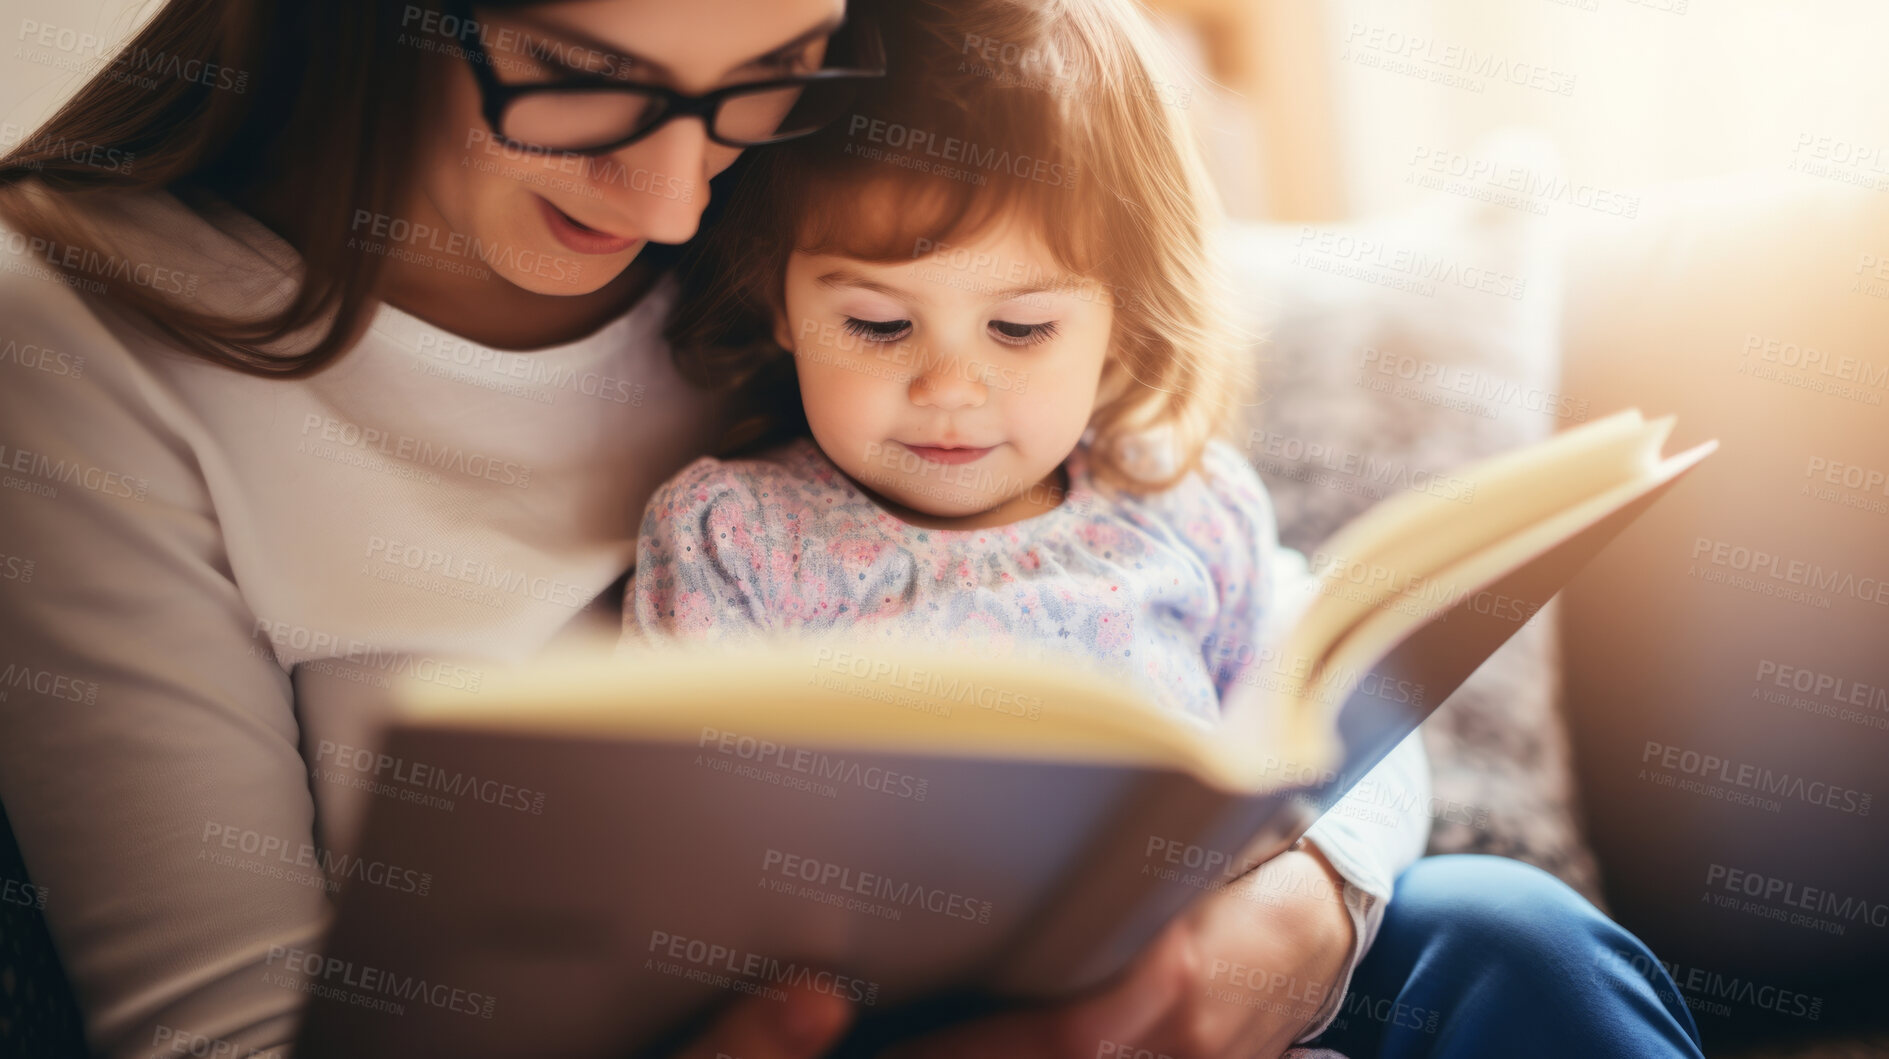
xmin=0 ymin=189 xmax=1428 ymax=1058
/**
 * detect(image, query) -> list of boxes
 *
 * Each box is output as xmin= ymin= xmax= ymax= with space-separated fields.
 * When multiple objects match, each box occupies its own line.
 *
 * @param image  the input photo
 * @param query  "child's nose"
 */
xmin=909 ymin=356 xmax=986 ymax=410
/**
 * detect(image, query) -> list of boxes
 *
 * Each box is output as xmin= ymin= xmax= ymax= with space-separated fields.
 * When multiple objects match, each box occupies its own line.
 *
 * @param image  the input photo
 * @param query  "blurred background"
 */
xmin=1138 ymin=2 xmax=1889 ymax=1056
xmin=6 ymin=1 xmax=1885 ymax=1056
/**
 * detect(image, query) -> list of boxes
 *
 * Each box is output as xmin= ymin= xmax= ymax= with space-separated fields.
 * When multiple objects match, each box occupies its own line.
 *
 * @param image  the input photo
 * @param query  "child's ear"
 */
xmin=772 ymin=315 xmax=795 ymax=352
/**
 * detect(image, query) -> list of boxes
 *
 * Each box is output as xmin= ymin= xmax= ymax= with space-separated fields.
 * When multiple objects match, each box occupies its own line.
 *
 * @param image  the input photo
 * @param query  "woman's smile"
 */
xmin=534 ymin=194 xmax=640 ymax=255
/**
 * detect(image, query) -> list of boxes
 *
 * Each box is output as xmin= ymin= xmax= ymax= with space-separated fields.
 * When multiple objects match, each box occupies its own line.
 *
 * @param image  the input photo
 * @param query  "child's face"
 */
xmin=778 ymin=215 xmax=1115 ymax=524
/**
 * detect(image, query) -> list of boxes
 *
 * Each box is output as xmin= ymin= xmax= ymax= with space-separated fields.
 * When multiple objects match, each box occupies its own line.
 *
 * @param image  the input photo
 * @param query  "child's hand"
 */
xmin=880 ymin=846 xmax=1356 ymax=1059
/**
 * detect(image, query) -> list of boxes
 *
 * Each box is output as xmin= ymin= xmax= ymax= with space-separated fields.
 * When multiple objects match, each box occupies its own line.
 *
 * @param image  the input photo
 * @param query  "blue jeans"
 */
xmin=1306 ymin=855 xmax=1707 ymax=1059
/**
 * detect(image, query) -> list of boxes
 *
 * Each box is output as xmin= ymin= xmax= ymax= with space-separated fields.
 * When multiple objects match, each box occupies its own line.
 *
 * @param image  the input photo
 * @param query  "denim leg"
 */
xmin=1306 ymin=854 xmax=1707 ymax=1059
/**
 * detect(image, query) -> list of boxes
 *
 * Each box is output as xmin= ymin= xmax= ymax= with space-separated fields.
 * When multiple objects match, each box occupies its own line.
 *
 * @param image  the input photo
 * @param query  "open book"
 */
xmin=295 ymin=409 xmax=1716 ymax=1058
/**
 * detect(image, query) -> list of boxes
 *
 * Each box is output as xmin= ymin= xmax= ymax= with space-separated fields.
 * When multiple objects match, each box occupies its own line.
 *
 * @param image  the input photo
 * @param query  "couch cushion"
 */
xmin=1217 ymin=178 xmax=1608 ymax=908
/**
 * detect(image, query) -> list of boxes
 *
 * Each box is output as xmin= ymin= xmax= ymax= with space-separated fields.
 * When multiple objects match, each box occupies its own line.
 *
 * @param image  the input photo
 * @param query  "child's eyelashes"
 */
xmin=837 ymin=317 xmax=1060 ymax=347
xmin=989 ymin=320 xmax=1058 ymax=347
xmin=842 ymin=317 xmax=913 ymax=343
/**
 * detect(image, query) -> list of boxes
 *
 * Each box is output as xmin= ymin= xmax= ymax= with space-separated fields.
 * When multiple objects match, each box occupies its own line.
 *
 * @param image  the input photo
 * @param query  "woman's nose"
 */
xmin=586 ymin=118 xmax=715 ymax=245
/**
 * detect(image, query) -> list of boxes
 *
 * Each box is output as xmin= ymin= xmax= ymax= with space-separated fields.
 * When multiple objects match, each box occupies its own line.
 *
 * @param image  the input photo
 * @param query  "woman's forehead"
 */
xmin=498 ymin=0 xmax=846 ymax=90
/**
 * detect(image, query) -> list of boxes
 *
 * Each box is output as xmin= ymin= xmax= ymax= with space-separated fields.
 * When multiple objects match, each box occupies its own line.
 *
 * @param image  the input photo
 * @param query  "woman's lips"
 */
xmin=901 ymin=443 xmax=994 ymax=465
xmin=535 ymin=195 xmax=639 ymax=256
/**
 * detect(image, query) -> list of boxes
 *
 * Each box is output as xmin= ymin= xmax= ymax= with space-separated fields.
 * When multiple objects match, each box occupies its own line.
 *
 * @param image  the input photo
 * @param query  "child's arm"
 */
xmin=619 ymin=459 xmax=778 ymax=649
xmin=1189 ymin=440 xmax=1434 ymax=1044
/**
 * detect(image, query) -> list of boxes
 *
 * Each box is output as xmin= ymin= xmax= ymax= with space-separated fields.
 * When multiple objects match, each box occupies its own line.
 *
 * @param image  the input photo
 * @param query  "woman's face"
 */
xmin=412 ymin=0 xmax=846 ymax=295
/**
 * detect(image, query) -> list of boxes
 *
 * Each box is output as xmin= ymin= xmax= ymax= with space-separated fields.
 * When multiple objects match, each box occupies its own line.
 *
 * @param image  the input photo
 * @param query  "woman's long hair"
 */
xmin=0 ymin=0 xmax=791 ymax=377
xmin=0 ymin=1 xmax=440 ymax=375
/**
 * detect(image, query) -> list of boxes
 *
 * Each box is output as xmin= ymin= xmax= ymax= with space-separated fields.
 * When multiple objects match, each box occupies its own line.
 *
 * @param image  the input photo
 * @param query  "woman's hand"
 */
xmin=881 ymin=845 xmax=1357 ymax=1059
xmin=673 ymin=979 xmax=857 ymax=1059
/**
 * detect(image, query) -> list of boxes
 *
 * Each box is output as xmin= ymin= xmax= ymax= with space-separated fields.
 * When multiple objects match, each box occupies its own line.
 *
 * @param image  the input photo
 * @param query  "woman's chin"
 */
xmin=489 ymin=250 xmax=632 ymax=298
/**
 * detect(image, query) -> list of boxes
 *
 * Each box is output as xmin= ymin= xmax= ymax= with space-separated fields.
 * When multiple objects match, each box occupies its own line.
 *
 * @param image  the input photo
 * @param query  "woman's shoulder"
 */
xmin=0 ymin=226 xmax=177 ymax=428
xmin=0 ymin=187 xmax=280 ymax=412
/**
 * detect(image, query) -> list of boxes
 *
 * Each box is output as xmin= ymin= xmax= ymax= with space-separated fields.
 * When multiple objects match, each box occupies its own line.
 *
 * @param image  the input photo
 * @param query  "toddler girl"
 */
xmin=621 ymin=0 xmax=1278 ymax=728
xmin=618 ymin=3 xmax=1391 ymax=1054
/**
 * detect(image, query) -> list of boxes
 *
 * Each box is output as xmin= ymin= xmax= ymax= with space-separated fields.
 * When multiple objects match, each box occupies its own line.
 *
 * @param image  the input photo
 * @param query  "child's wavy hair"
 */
xmin=666 ymin=0 xmax=1250 ymax=494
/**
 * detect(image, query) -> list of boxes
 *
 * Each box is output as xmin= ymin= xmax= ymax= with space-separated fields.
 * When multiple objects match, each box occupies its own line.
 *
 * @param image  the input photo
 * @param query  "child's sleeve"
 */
xmin=619 ymin=459 xmax=778 ymax=648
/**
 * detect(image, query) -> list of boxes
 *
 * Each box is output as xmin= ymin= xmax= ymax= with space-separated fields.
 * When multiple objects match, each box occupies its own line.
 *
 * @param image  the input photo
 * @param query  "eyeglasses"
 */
xmin=450 ymin=1 xmax=885 ymax=156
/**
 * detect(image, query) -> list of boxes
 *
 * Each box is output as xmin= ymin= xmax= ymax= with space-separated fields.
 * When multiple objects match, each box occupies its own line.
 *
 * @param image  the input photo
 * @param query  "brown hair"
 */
xmin=666 ymin=0 xmax=1248 ymax=493
xmin=0 ymin=0 xmax=873 ymax=377
xmin=0 ymin=1 xmax=442 ymax=376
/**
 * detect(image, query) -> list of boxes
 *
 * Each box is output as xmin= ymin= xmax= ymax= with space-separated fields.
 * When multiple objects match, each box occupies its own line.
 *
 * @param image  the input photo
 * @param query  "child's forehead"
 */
xmin=794 ymin=178 xmax=1080 ymax=282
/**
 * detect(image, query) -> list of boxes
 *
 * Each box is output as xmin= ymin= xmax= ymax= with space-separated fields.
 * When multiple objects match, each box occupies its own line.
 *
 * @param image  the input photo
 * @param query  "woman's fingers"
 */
xmin=880 ymin=922 xmax=1190 ymax=1059
xmin=675 ymin=983 xmax=855 ymax=1059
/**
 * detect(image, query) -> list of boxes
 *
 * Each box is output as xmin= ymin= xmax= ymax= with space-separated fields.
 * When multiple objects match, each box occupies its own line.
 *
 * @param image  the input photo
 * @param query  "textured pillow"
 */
xmin=1217 ymin=162 xmax=1608 ymax=908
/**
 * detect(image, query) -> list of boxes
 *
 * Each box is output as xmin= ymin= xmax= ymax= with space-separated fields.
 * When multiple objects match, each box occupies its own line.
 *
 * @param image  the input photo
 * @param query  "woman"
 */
xmin=0 ymin=1 xmax=1707 ymax=1057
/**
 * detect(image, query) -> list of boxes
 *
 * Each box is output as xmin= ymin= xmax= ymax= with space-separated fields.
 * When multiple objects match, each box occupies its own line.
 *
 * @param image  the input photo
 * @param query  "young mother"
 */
xmin=0 ymin=1 xmax=1706 ymax=1057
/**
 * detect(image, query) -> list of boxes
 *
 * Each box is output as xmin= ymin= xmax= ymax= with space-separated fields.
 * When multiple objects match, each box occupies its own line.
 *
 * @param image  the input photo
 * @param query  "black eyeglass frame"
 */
xmin=447 ymin=0 xmax=887 ymax=156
